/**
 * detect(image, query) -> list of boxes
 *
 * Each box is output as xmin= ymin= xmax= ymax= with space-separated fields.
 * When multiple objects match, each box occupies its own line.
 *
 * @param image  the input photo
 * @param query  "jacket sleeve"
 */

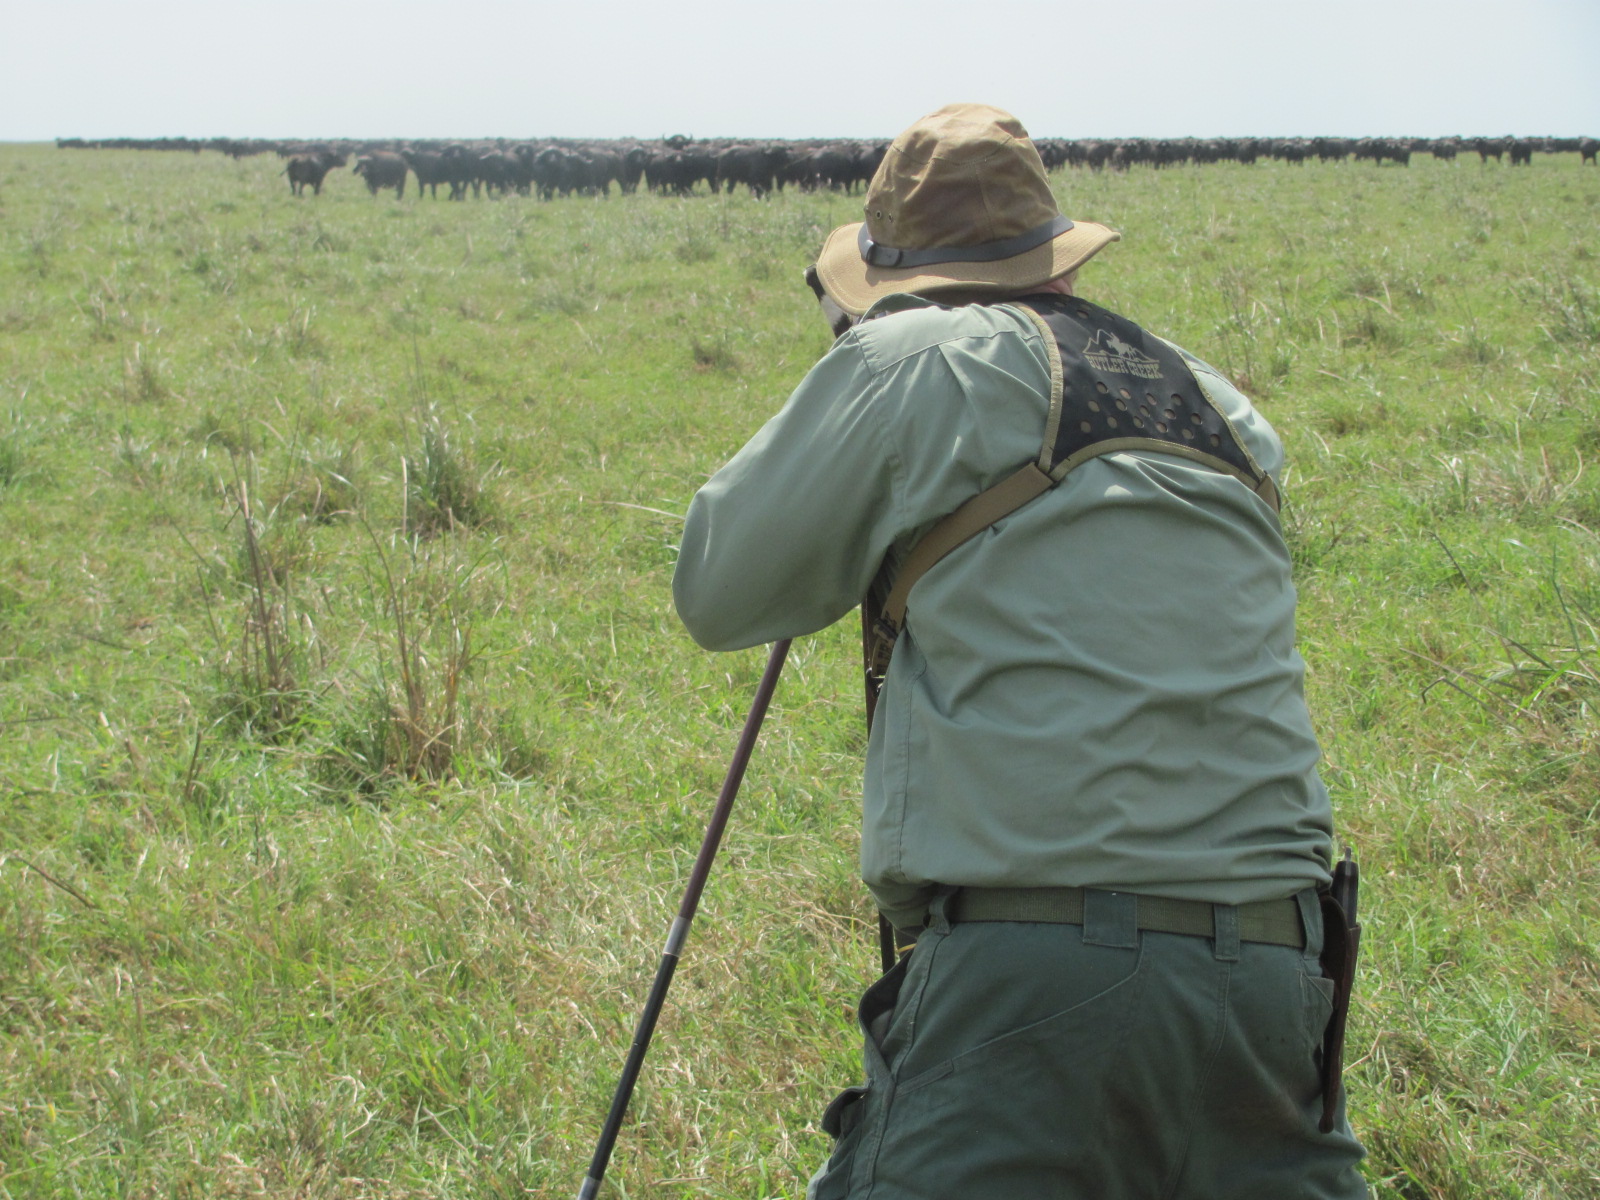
xmin=673 ymin=333 xmax=906 ymax=651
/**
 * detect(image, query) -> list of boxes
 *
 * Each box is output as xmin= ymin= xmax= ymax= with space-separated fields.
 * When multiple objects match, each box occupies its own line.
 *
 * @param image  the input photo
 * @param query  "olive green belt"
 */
xmin=948 ymin=886 xmax=1306 ymax=948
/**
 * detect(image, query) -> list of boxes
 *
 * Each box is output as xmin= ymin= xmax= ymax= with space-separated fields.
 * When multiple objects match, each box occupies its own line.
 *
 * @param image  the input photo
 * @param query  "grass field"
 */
xmin=1 ymin=144 xmax=1598 ymax=1199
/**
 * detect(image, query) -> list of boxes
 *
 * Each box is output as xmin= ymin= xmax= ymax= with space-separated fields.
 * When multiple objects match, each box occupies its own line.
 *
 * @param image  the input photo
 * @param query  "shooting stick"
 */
xmin=577 ymin=638 xmax=792 ymax=1200
xmin=862 ymin=602 xmax=898 ymax=974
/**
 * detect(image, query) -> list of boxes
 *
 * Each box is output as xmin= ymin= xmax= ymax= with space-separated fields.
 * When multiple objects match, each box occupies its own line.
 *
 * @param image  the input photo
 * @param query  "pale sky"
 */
xmin=2 ymin=0 xmax=1597 ymax=142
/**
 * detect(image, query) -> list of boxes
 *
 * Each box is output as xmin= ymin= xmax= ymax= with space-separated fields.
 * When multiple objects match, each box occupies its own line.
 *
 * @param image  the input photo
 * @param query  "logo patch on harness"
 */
xmin=1082 ymin=329 xmax=1162 ymax=378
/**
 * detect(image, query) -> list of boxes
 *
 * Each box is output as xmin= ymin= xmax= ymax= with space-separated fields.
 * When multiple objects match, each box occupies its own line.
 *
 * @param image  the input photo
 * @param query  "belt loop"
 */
xmin=1295 ymin=887 xmax=1323 ymax=957
xmin=1083 ymin=889 xmax=1138 ymax=948
xmin=1212 ymin=903 xmax=1241 ymax=962
xmin=925 ymin=886 xmax=958 ymax=936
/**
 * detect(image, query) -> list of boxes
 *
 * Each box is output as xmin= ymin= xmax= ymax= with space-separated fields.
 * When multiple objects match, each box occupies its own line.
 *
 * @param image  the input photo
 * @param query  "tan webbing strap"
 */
xmin=1254 ymin=473 xmax=1281 ymax=512
xmin=882 ymin=462 xmax=1055 ymax=629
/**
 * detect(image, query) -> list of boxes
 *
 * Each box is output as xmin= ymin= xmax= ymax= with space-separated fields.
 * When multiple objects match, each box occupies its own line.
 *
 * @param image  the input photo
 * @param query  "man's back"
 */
xmin=674 ymin=296 xmax=1333 ymax=929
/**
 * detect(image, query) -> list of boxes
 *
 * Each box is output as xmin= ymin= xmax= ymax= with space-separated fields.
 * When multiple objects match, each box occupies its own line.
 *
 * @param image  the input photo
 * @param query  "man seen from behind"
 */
xmin=673 ymin=102 xmax=1367 ymax=1200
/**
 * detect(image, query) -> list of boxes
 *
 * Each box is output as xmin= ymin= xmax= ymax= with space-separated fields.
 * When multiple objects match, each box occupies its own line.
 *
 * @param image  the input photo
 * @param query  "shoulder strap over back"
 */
xmin=865 ymin=295 xmax=1280 ymax=687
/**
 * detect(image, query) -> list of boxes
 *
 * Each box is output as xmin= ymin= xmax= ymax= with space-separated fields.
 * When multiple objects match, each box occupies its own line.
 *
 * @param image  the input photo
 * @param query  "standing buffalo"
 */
xmin=437 ymin=145 xmax=483 ymax=199
xmin=529 ymin=146 xmax=621 ymax=198
xmin=530 ymin=147 xmax=581 ymax=199
xmin=715 ymin=143 xmax=790 ymax=198
xmin=809 ymin=144 xmax=861 ymax=191
xmin=402 ymin=149 xmax=451 ymax=198
xmin=284 ymin=151 xmax=346 ymax=196
xmin=353 ymin=152 xmax=407 ymax=198
xmin=1474 ymin=136 xmax=1509 ymax=163
xmin=475 ymin=149 xmax=512 ymax=196
xmin=643 ymin=150 xmax=694 ymax=195
xmin=583 ymin=148 xmax=622 ymax=196
xmin=620 ymin=144 xmax=650 ymax=193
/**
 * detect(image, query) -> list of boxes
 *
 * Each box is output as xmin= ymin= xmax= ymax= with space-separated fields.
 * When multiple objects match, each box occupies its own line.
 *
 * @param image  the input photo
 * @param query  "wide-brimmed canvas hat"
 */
xmin=813 ymin=103 xmax=1120 ymax=316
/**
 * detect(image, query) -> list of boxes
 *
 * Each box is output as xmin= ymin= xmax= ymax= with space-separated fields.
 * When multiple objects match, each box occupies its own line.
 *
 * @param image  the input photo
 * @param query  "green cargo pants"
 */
xmin=807 ymin=888 xmax=1367 ymax=1200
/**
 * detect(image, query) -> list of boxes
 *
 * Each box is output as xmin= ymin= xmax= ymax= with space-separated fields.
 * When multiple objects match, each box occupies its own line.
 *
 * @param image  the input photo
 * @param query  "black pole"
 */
xmin=577 ymin=638 xmax=792 ymax=1200
xmin=861 ymin=603 xmax=897 ymax=974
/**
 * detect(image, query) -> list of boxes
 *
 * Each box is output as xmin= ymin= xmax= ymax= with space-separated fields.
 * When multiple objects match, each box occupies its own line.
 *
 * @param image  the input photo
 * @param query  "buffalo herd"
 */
xmin=54 ymin=133 xmax=1600 ymax=201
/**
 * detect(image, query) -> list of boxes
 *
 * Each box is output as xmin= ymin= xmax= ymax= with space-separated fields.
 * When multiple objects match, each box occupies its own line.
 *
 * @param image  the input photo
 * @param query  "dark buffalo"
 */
xmin=1355 ymin=137 xmax=1410 ymax=166
xmin=508 ymin=143 xmax=542 ymax=195
xmin=777 ymin=148 xmax=820 ymax=191
xmin=353 ymin=152 xmax=407 ymax=198
xmin=810 ymin=143 xmax=862 ymax=191
xmin=643 ymin=150 xmax=693 ymax=195
xmin=855 ymin=141 xmax=889 ymax=186
xmin=679 ymin=148 xmax=719 ymax=194
xmin=438 ymin=144 xmax=485 ymax=199
xmin=1474 ymin=136 xmax=1509 ymax=163
xmin=474 ymin=149 xmax=513 ymax=196
xmin=1310 ymin=137 xmax=1352 ymax=162
xmin=531 ymin=147 xmax=580 ymax=199
xmin=642 ymin=147 xmax=715 ymax=196
xmin=284 ymin=150 xmax=346 ymax=196
xmin=214 ymin=138 xmax=272 ymax=159
xmin=402 ymin=149 xmax=451 ymax=198
xmin=1271 ymin=137 xmax=1311 ymax=164
xmin=619 ymin=144 xmax=650 ymax=193
xmin=716 ymin=143 xmax=790 ymax=198
xmin=1035 ymin=139 xmax=1070 ymax=170
xmin=584 ymin=148 xmax=623 ymax=196
xmin=542 ymin=147 xmax=621 ymax=198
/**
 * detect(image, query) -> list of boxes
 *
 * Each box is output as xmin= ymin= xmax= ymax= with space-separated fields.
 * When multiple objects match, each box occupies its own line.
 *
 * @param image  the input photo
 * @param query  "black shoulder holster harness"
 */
xmin=863 ymin=294 xmax=1281 ymax=688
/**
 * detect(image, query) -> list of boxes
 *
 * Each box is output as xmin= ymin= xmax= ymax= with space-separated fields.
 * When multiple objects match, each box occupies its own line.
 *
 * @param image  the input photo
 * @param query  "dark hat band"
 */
xmin=857 ymin=214 xmax=1074 ymax=269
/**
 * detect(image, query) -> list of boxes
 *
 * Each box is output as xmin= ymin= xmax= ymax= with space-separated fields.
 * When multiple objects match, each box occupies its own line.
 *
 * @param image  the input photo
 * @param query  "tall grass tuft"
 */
xmin=203 ymin=475 xmax=319 ymax=740
xmin=1523 ymin=273 xmax=1599 ymax=345
xmin=0 ymin=410 xmax=35 ymax=491
xmin=320 ymin=528 xmax=486 ymax=793
xmin=121 ymin=341 xmax=172 ymax=403
xmin=275 ymin=438 xmax=362 ymax=524
xmin=690 ymin=331 xmax=739 ymax=372
xmin=403 ymin=401 xmax=496 ymax=536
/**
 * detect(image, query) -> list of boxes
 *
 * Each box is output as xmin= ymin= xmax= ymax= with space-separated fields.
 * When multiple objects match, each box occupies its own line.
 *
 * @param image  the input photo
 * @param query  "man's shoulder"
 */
xmin=1149 ymin=336 xmax=1284 ymax=478
xmin=849 ymin=294 xmax=1041 ymax=374
xmin=1153 ymin=334 xmax=1256 ymax=411
xmin=1156 ymin=335 xmax=1229 ymax=384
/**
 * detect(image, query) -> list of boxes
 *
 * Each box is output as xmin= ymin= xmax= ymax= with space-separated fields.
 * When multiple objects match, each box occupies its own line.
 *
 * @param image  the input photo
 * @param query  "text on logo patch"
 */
xmin=1082 ymin=329 xmax=1163 ymax=378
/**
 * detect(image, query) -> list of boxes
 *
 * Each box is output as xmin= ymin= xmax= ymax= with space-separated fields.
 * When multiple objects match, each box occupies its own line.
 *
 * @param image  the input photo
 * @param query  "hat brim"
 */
xmin=814 ymin=219 xmax=1121 ymax=317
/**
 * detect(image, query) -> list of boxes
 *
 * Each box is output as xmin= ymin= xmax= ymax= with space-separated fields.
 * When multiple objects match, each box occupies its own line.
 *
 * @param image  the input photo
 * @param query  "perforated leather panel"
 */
xmin=1017 ymin=295 xmax=1275 ymax=506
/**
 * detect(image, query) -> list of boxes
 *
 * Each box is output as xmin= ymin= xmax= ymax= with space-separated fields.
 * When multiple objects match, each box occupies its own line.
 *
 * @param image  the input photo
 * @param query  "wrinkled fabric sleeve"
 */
xmin=673 ymin=335 xmax=904 ymax=651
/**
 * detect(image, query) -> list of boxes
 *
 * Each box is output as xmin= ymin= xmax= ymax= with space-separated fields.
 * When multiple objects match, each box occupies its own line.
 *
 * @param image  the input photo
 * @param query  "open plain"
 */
xmin=1 ymin=143 xmax=1598 ymax=1198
